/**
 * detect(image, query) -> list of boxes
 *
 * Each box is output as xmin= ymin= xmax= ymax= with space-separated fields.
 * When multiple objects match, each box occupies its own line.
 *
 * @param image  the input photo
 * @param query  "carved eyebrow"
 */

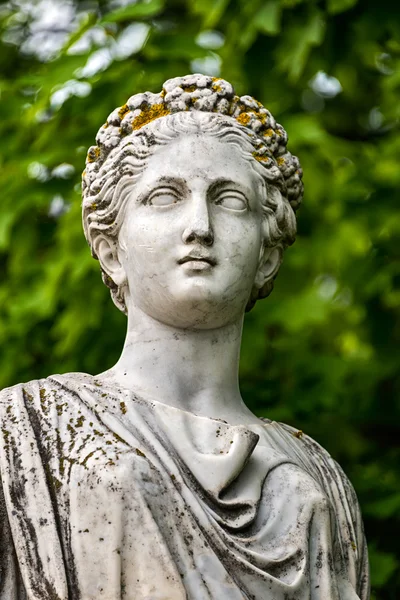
xmin=208 ymin=178 xmax=251 ymax=208
xmin=207 ymin=178 xmax=249 ymax=195
xmin=152 ymin=176 xmax=188 ymax=189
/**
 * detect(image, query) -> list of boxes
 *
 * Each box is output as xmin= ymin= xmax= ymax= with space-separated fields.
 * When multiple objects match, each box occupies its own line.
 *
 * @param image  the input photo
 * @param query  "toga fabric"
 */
xmin=0 ymin=373 xmax=369 ymax=599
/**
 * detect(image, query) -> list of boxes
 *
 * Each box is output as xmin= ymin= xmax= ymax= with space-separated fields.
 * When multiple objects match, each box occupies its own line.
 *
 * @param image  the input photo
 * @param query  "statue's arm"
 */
xmin=305 ymin=434 xmax=370 ymax=600
xmin=0 ymin=382 xmax=67 ymax=600
xmin=0 ymin=469 xmax=24 ymax=599
xmin=333 ymin=459 xmax=370 ymax=600
xmin=276 ymin=422 xmax=370 ymax=599
xmin=0 ymin=385 xmax=21 ymax=598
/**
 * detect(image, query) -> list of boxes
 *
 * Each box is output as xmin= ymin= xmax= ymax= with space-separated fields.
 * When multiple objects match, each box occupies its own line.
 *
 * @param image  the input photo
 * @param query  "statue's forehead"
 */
xmin=132 ymin=134 xmax=260 ymax=189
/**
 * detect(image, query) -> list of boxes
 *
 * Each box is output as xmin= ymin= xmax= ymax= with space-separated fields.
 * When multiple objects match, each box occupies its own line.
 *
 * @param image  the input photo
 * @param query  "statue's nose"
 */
xmin=182 ymin=198 xmax=214 ymax=246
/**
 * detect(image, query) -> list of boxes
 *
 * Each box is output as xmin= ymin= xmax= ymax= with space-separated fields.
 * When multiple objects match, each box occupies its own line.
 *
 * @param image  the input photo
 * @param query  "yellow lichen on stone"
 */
xmin=82 ymin=450 xmax=96 ymax=468
xmin=87 ymin=147 xmax=100 ymax=163
xmin=76 ymin=415 xmax=85 ymax=428
xmin=212 ymin=80 xmax=223 ymax=93
xmin=52 ymin=476 xmax=62 ymax=491
xmin=131 ymin=104 xmax=170 ymax=131
xmin=39 ymin=388 xmax=47 ymax=410
xmin=254 ymin=154 xmax=270 ymax=164
xmin=263 ymin=128 xmax=274 ymax=137
xmin=118 ymin=104 xmax=129 ymax=120
xmin=2 ymin=428 xmax=10 ymax=447
xmin=236 ymin=113 xmax=251 ymax=126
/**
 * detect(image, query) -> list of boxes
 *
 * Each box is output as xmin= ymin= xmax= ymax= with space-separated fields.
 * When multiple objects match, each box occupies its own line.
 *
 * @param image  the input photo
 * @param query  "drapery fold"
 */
xmin=0 ymin=373 xmax=369 ymax=599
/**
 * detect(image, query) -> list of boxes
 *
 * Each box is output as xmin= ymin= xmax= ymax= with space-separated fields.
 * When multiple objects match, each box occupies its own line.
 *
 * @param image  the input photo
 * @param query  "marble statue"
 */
xmin=0 ymin=74 xmax=369 ymax=600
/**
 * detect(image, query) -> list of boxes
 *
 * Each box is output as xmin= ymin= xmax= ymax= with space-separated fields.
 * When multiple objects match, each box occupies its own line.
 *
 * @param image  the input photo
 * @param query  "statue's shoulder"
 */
xmin=0 ymin=372 xmax=93 ymax=414
xmin=261 ymin=418 xmax=365 ymax=532
xmin=269 ymin=420 xmax=360 ymax=504
xmin=266 ymin=419 xmax=369 ymax=597
xmin=0 ymin=377 xmax=41 ymax=406
xmin=1 ymin=371 xmax=93 ymax=391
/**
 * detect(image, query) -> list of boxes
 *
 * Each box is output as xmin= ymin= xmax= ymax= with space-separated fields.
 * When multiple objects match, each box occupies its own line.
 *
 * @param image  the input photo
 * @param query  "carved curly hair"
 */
xmin=82 ymin=74 xmax=303 ymax=314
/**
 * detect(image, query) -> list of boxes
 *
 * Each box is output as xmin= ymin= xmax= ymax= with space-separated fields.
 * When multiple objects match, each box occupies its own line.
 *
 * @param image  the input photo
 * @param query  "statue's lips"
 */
xmin=177 ymin=255 xmax=217 ymax=268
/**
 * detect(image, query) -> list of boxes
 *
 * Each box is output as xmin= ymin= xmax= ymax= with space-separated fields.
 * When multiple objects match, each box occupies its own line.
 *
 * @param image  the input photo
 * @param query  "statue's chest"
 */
xmin=46 ymin=416 xmax=168 ymax=541
xmin=52 ymin=427 xmax=163 ymax=510
xmin=51 ymin=442 xmax=179 ymax=590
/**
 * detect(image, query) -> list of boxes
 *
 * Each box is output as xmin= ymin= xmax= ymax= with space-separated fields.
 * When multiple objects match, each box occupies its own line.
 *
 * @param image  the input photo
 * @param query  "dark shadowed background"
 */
xmin=0 ymin=0 xmax=399 ymax=596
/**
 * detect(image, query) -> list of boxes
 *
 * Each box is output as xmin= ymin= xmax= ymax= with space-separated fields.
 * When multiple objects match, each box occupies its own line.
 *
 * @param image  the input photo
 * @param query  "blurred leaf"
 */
xmin=191 ymin=0 xmax=231 ymax=28
xmin=277 ymin=10 xmax=326 ymax=81
xmin=62 ymin=11 xmax=98 ymax=53
xmin=369 ymin=545 xmax=398 ymax=588
xmin=365 ymin=494 xmax=400 ymax=520
xmin=100 ymin=0 xmax=165 ymax=23
xmin=327 ymin=0 xmax=359 ymax=15
xmin=146 ymin=33 xmax=209 ymax=59
xmin=253 ymin=1 xmax=282 ymax=36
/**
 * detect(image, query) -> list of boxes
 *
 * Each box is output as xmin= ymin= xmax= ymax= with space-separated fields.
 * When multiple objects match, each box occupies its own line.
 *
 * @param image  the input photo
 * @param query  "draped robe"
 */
xmin=0 ymin=373 xmax=369 ymax=599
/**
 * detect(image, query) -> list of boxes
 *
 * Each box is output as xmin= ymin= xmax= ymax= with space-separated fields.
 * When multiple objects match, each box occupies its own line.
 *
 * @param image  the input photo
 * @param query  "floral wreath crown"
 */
xmin=82 ymin=73 xmax=303 ymax=212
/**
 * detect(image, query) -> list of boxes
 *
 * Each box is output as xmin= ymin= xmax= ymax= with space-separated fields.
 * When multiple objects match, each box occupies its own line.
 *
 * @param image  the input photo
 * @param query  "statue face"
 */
xmin=111 ymin=133 xmax=274 ymax=329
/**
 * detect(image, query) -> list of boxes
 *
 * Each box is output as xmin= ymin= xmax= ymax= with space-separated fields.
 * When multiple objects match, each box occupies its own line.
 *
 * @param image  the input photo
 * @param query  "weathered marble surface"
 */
xmin=0 ymin=74 xmax=370 ymax=599
xmin=0 ymin=374 xmax=368 ymax=599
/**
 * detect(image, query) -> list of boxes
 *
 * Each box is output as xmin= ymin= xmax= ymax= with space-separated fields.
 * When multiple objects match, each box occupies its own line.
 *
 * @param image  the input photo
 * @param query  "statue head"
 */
xmin=82 ymin=74 xmax=303 ymax=324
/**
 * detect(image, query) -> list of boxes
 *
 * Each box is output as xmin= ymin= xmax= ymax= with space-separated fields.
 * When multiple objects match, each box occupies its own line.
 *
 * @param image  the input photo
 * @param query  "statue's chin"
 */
xmin=130 ymin=290 xmax=246 ymax=331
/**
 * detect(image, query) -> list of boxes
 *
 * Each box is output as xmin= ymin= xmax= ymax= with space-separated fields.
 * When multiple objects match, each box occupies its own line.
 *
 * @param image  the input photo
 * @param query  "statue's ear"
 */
xmin=93 ymin=234 xmax=127 ymax=287
xmin=254 ymin=245 xmax=283 ymax=291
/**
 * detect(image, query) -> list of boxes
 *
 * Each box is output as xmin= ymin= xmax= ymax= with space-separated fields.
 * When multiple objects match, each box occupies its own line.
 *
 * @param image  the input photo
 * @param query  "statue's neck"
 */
xmin=100 ymin=307 xmax=258 ymax=424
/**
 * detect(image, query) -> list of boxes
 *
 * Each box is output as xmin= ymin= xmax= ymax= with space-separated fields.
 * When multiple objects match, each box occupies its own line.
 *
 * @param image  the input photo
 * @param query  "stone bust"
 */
xmin=0 ymin=74 xmax=369 ymax=599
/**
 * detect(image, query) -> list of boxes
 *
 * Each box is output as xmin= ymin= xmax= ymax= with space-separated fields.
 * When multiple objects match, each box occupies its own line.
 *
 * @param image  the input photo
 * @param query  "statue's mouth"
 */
xmin=178 ymin=255 xmax=217 ymax=266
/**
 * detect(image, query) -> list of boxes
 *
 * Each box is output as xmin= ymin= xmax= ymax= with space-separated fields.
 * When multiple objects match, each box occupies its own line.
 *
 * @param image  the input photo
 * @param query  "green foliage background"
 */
xmin=1 ymin=0 xmax=399 ymax=596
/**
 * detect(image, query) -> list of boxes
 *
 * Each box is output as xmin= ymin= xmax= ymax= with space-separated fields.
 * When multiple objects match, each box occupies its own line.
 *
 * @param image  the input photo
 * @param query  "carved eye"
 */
xmin=147 ymin=188 xmax=179 ymax=207
xmin=215 ymin=192 xmax=248 ymax=211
